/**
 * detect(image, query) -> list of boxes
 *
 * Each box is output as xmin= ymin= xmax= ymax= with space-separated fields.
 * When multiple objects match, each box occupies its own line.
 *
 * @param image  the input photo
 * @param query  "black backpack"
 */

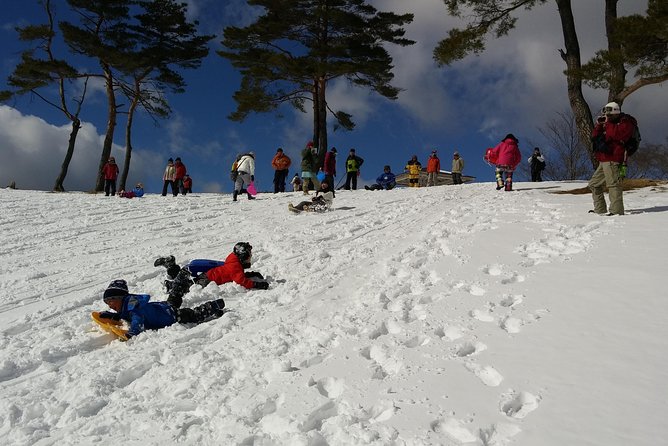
xmin=624 ymin=114 xmax=641 ymax=156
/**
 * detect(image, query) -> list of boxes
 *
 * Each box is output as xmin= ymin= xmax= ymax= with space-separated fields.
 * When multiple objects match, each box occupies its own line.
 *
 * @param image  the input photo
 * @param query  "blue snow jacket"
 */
xmin=376 ymin=172 xmax=396 ymax=189
xmin=186 ymin=259 xmax=225 ymax=277
xmin=103 ymin=294 xmax=177 ymax=337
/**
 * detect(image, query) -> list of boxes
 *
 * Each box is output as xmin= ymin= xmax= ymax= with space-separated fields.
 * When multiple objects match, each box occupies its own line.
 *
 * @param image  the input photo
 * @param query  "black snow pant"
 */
xmin=175 ymin=298 xmax=226 ymax=324
xmin=104 ymin=179 xmax=117 ymax=196
xmin=344 ymin=171 xmax=358 ymax=190
xmin=162 ymin=180 xmax=176 ymax=196
xmin=273 ymin=169 xmax=288 ymax=193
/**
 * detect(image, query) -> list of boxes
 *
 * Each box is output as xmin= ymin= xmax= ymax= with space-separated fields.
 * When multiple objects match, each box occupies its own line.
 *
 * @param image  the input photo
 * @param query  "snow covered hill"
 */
xmin=1 ymin=182 xmax=667 ymax=446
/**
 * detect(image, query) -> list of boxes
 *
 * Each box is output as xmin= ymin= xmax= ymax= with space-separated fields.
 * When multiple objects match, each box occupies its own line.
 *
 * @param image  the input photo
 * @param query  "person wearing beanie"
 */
xmin=588 ymin=101 xmax=637 ymax=215
xmin=486 ymin=134 xmax=521 ymax=191
xmin=291 ymin=173 xmax=303 ymax=192
xmin=173 ymin=157 xmax=187 ymax=196
xmin=528 ymin=147 xmax=546 ymax=182
xmin=323 ymin=147 xmax=338 ymax=193
xmin=426 ymin=150 xmax=440 ymax=186
xmin=233 ymin=152 xmax=256 ymax=201
xmin=404 ymin=155 xmax=422 ymax=187
xmin=102 ymin=156 xmax=119 ymax=196
xmin=162 ymin=158 xmax=176 ymax=196
xmin=183 ymin=174 xmax=192 ymax=194
xmin=97 ymin=279 xmax=227 ymax=340
xmin=271 ymin=147 xmax=292 ymax=193
xmin=452 ymin=151 xmax=465 ymax=185
xmin=344 ymin=148 xmax=364 ymax=190
xmin=300 ymin=141 xmax=320 ymax=195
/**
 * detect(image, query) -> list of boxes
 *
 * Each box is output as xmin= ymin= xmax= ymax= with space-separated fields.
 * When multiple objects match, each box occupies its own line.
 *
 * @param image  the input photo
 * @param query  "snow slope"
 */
xmin=0 ymin=182 xmax=667 ymax=446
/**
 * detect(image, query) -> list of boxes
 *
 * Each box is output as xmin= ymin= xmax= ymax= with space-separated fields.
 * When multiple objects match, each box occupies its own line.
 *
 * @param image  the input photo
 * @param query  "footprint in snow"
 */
xmin=470 ymin=308 xmax=495 ymax=322
xmin=455 ymin=340 xmax=487 ymax=357
xmin=431 ymin=417 xmax=477 ymax=443
xmin=500 ymin=316 xmax=523 ymax=334
xmin=482 ymin=264 xmax=504 ymax=276
xmin=499 ymin=294 xmax=524 ymax=308
xmin=465 ymin=362 xmax=504 ymax=387
xmin=309 ymin=376 xmax=345 ymax=399
xmin=434 ymin=325 xmax=465 ymax=341
xmin=455 ymin=281 xmax=486 ymax=296
xmin=500 ymin=390 xmax=541 ymax=419
xmin=500 ymin=271 xmax=525 ymax=284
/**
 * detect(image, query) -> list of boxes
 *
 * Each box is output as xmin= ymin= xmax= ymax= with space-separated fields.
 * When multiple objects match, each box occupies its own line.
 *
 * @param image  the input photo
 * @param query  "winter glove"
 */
xmin=254 ymin=281 xmax=269 ymax=290
xmin=251 ymin=175 xmax=255 ymax=181
xmin=245 ymin=271 xmax=264 ymax=280
xmin=99 ymin=311 xmax=120 ymax=321
xmin=619 ymin=164 xmax=627 ymax=179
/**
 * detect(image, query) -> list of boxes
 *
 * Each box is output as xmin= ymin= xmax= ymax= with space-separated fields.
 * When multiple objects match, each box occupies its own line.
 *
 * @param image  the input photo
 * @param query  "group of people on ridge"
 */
xmin=162 ymin=157 xmax=192 ymax=196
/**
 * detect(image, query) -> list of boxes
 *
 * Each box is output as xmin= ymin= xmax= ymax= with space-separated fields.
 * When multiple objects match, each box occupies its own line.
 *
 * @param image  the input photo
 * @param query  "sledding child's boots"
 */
xmin=495 ymin=169 xmax=504 ymax=190
xmin=247 ymin=192 xmax=255 ymax=200
xmin=504 ymin=176 xmax=513 ymax=191
xmin=154 ymin=255 xmax=175 ymax=268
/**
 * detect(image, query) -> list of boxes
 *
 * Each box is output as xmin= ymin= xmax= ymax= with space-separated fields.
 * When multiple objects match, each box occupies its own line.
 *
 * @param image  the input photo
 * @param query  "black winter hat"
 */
xmin=168 ymin=158 xmax=174 ymax=163
xmin=503 ymin=133 xmax=518 ymax=142
xmin=103 ymin=279 xmax=129 ymax=302
xmin=175 ymin=157 xmax=181 ymax=162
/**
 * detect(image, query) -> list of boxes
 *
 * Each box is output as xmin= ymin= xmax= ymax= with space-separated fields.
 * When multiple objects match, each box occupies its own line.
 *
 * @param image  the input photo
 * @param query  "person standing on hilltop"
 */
xmin=426 ymin=150 xmax=440 ymax=186
xmin=271 ymin=147 xmax=291 ymax=193
xmin=102 ymin=156 xmax=119 ymax=196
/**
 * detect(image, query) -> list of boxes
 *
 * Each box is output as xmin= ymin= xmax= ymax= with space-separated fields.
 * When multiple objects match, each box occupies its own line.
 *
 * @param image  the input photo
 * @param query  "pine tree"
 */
xmin=218 ymin=0 xmax=414 ymax=159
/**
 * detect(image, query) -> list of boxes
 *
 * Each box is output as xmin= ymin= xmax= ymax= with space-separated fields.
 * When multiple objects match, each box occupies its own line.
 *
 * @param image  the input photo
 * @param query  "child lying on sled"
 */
xmin=97 ymin=279 xmax=226 ymax=340
xmin=154 ymin=242 xmax=269 ymax=309
xmin=288 ymin=181 xmax=334 ymax=213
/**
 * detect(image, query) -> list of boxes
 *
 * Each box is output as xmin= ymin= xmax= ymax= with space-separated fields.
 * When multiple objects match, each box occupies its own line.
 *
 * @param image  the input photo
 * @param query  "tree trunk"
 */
xmin=604 ymin=0 xmax=626 ymax=102
xmin=120 ymin=92 xmax=140 ymax=192
xmin=555 ymin=0 xmax=597 ymax=169
xmin=95 ymin=63 xmax=117 ymax=192
xmin=312 ymin=79 xmax=320 ymax=150
xmin=316 ymin=76 xmax=328 ymax=167
xmin=53 ymin=117 xmax=81 ymax=192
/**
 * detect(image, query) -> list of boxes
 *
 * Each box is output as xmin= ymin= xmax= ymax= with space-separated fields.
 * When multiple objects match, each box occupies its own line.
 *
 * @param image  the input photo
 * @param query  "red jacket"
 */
xmin=205 ymin=252 xmax=256 ymax=289
xmin=103 ymin=162 xmax=119 ymax=180
xmin=174 ymin=161 xmax=187 ymax=180
xmin=324 ymin=151 xmax=337 ymax=176
xmin=490 ymin=138 xmax=521 ymax=169
xmin=592 ymin=114 xmax=636 ymax=163
xmin=183 ymin=177 xmax=192 ymax=189
xmin=426 ymin=156 xmax=440 ymax=173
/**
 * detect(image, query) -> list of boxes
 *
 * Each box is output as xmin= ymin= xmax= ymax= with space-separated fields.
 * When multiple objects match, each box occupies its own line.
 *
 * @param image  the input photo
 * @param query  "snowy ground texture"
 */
xmin=1 ymin=181 xmax=667 ymax=446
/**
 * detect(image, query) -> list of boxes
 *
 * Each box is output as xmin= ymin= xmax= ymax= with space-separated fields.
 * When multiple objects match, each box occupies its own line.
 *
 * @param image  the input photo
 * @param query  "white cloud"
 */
xmin=0 ymin=105 xmax=160 ymax=192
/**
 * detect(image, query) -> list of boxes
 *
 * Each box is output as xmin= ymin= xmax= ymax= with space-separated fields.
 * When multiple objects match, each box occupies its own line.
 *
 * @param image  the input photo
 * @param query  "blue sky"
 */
xmin=1 ymin=0 xmax=664 ymax=193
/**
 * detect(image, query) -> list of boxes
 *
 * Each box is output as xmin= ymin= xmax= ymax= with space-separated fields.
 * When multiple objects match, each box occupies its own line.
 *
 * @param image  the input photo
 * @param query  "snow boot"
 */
xmin=504 ymin=177 xmax=513 ymax=191
xmin=154 ymin=255 xmax=176 ymax=268
xmin=233 ymin=191 xmax=238 ymax=201
xmin=247 ymin=192 xmax=255 ymax=200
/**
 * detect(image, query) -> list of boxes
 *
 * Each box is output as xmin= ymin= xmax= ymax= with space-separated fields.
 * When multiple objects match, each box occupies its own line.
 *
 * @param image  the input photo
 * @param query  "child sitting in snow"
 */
xmin=97 ymin=279 xmax=226 ymax=340
xmin=154 ymin=242 xmax=269 ymax=308
xmin=288 ymin=181 xmax=334 ymax=213
xmin=118 ymin=183 xmax=145 ymax=198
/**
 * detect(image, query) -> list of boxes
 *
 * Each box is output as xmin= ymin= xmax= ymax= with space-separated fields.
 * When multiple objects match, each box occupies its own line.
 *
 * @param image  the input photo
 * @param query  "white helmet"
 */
xmin=603 ymin=102 xmax=621 ymax=115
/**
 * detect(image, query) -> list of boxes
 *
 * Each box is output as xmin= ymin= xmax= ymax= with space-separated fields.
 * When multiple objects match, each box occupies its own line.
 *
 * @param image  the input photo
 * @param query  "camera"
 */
xmin=597 ymin=115 xmax=606 ymax=123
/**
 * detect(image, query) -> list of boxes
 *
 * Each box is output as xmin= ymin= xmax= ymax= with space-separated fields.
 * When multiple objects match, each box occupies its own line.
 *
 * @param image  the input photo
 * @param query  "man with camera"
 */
xmin=588 ymin=101 xmax=637 ymax=216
